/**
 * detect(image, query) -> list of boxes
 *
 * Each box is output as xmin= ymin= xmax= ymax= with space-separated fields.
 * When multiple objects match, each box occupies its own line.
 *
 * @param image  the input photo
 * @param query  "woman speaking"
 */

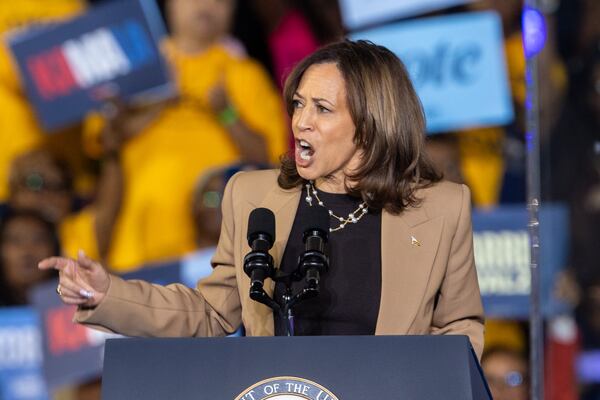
xmin=39 ymin=40 xmax=484 ymax=359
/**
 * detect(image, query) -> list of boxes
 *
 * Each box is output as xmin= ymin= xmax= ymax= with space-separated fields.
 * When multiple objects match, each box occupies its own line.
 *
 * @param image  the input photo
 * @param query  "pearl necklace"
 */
xmin=304 ymin=181 xmax=369 ymax=232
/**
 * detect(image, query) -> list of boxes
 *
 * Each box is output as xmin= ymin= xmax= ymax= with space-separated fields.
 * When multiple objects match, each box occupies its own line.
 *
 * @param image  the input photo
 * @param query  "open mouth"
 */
xmin=297 ymin=139 xmax=314 ymax=160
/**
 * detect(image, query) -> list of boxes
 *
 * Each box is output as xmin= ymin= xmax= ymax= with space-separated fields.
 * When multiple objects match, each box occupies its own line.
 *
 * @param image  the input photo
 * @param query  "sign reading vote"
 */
xmin=9 ymin=0 xmax=173 ymax=131
xmin=0 ymin=307 xmax=48 ymax=400
xmin=351 ymin=12 xmax=514 ymax=134
xmin=339 ymin=0 xmax=475 ymax=30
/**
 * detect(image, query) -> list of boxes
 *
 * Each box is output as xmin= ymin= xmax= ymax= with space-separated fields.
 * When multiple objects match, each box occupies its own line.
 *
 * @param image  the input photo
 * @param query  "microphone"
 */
xmin=243 ymin=208 xmax=276 ymax=292
xmin=297 ymin=205 xmax=329 ymax=290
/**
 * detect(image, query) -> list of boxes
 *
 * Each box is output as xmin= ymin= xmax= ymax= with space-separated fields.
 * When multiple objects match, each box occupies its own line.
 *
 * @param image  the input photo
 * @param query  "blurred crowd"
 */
xmin=0 ymin=0 xmax=598 ymax=399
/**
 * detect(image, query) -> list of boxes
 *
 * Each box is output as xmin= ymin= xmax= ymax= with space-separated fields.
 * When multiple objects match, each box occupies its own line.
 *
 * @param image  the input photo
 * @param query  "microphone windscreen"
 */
xmin=247 ymin=208 xmax=276 ymax=245
xmin=303 ymin=205 xmax=330 ymax=237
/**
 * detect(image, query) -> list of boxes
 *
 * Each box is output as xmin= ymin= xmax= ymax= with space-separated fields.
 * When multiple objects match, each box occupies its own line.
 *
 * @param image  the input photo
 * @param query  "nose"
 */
xmin=294 ymin=106 xmax=314 ymax=133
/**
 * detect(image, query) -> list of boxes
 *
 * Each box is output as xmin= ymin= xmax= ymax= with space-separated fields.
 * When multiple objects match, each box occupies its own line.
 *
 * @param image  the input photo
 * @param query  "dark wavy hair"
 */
xmin=278 ymin=40 xmax=441 ymax=214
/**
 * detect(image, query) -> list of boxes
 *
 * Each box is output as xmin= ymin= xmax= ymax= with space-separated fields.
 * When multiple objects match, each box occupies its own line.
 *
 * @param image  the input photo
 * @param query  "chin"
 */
xmin=296 ymin=165 xmax=320 ymax=182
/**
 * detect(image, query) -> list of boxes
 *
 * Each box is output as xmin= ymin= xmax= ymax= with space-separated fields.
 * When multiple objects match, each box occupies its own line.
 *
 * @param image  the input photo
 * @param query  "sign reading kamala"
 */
xmin=236 ymin=377 xmax=339 ymax=400
xmin=351 ymin=12 xmax=514 ymax=134
xmin=0 ymin=307 xmax=48 ymax=400
xmin=9 ymin=0 xmax=173 ymax=131
xmin=339 ymin=0 xmax=475 ymax=30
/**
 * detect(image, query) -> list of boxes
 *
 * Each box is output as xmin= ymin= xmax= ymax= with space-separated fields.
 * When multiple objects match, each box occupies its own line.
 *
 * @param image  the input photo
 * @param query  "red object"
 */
xmin=46 ymin=305 xmax=90 ymax=356
xmin=27 ymin=46 xmax=78 ymax=99
xmin=545 ymin=317 xmax=580 ymax=400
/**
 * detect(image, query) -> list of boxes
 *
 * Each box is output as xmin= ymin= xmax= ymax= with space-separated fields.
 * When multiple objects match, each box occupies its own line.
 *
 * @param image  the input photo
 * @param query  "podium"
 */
xmin=102 ymin=335 xmax=491 ymax=399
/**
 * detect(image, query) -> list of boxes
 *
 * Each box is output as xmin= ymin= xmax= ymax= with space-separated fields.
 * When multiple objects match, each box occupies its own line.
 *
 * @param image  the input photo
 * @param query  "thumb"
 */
xmin=77 ymin=249 xmax=99 ymax=271
xmin=76 ymin=249 xmax=110 ymax=298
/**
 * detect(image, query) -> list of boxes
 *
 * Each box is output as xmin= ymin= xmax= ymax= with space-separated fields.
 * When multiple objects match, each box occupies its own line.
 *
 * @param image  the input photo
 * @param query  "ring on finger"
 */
xmin=56 ymin=284 xmax=63 ymax=296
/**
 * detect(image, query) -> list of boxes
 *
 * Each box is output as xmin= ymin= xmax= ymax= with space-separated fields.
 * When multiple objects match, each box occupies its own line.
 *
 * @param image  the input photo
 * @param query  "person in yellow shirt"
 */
xmin=85 ymin=0 xmax=287 ymax=271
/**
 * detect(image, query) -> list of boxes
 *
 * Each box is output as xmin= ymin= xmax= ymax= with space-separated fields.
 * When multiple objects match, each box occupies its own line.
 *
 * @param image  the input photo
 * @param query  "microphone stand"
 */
xmin=274 ymin=271 xmax=320 ymax=336
xmin=245 ymin=233 xmax=328 ymax=336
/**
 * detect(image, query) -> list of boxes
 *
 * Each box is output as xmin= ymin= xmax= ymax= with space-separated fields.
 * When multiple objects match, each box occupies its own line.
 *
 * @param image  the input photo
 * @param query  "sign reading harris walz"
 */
xmin=8 ymin=0 xmax=173 ymax=132
xmin=472 ymin=204 xmax=569 ymax=319
xmin=351 ymin=11 xmax=514 ymax=133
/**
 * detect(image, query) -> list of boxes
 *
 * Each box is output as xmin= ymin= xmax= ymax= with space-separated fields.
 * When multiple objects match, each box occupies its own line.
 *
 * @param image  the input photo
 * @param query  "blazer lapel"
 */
xmin=375 ymin=205 xmax=444 ymax=334
xmin=242 ymin=183 xmax=301 ymax=336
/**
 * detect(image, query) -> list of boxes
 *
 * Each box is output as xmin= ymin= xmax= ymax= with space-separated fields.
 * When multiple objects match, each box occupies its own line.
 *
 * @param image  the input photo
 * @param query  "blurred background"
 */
xmin=0 ymin=0 xmax=597 ymax=399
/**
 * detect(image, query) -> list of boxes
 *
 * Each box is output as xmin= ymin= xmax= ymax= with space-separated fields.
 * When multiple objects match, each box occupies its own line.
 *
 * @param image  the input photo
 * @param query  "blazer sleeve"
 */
xmin=430 ymin=184 xmax=485 ymax=360
xmin=73 ymin=173 xmax=244 ymax=337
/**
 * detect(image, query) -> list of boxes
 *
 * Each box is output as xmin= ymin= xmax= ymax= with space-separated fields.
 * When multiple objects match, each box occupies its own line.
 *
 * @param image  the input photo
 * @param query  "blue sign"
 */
xmin=472 ymin=204 xmax=569 ymax=319
xmin=9 ymin=0 xmax=173 ymax=131
xmin=339 ymin=0 xmax=475 ymax=30
xmin=0 ymin=308 xmax=48 ymax=400
xmin=351 ymin=12 xmax=514 ymax=133
xmin=29 ymin=281 xmax=110 ymax=391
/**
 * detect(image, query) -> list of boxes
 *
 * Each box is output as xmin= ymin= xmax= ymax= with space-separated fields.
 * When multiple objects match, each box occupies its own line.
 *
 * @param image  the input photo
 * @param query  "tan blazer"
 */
xmin=76 ymin=170 xmax=484 ymax=358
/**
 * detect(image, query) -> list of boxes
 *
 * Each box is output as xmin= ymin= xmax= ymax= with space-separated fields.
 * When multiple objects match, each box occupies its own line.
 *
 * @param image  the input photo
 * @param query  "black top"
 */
xmin=274 ymin=184 xmax=382 ymax=335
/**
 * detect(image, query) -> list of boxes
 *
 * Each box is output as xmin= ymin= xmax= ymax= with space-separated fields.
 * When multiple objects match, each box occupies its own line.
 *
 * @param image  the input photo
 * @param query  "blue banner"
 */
xmin=0 ymin=307 xmax=48 ymax=400
xmin=9 ymin=0 xmax=173 ymax=131
xmin=351 ymin=12 xmax=514 ymax=134
xmin=473 ymin=204 xmax=569 ymax=319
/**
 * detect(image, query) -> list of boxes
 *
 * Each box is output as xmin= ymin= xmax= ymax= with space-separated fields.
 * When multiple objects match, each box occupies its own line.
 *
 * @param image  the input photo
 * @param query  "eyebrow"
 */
xmin=293 ymin=92 xmax=335 ymax=107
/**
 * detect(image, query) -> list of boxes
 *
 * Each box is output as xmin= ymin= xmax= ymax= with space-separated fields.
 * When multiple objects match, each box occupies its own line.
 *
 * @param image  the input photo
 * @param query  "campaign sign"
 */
xmin=29 ymin=280 xmax=118 ymax=390
xmin=473 ymin=204 xmax=569 ymax=319
xmin=0 ymin=307 xmax=48 ymax=400
xmin=351 ymin=12 xmax=514 ymax=133
xmin=339 ymin=0 xmax=475 ymax=30
xmin=9 ymin=0 xmax=173 ymax=132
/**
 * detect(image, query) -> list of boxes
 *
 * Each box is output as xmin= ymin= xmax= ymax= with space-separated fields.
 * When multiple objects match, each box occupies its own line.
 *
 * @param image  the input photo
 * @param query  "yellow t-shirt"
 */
xmin=458 ymin=127 xmax=505 ymax=208
xmin=0 ymin=0 xmax=83 ymax=34
xmin=87 ymin=42 xmax=287 ymax=271
xmin=59 ymin=207 xmax=99 ymax=261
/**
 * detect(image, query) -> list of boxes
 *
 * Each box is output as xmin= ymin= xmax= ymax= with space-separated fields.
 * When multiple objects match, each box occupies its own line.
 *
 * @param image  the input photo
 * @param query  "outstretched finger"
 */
xmin=38 ymin=257 xmax=75 ymax=271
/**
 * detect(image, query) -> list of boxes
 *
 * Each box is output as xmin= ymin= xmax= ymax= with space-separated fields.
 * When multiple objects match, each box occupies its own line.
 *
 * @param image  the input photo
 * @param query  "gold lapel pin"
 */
xmin=411 ymin=236 xmax=421 ymax=247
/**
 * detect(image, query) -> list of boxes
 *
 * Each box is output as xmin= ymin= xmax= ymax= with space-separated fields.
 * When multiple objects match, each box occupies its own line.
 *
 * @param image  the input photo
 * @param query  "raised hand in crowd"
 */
xmin=206 ymin=74 xmax=269 ymax=164
xmin=93 ymin=94 xmax=173 ymax=264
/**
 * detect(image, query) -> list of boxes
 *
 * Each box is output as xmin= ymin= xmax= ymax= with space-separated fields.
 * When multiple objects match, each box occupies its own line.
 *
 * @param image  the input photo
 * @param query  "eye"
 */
xmin=291 ymin=99 xmax=303 ymax=109
xmin=317 ymin=104 xmax=330 ymax=113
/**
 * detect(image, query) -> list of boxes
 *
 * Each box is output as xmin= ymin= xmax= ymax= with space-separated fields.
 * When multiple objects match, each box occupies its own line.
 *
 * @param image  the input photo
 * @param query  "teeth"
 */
xmin=299 ymin=140 xmax=311 ymax=149
xmin=300 ymin=149 xmax=312 ymax=160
